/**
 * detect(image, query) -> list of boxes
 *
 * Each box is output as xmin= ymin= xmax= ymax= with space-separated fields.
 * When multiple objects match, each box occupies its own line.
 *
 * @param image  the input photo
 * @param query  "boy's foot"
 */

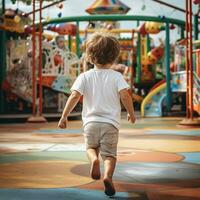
xmin=90 ymin=159 xmax=101 ymax=180
xmin=103 ymin=177 xmax=116 ymax=196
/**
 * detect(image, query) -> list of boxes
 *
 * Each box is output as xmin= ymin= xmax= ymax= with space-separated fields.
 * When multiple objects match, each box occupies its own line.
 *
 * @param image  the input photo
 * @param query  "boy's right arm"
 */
xmin=119 ymin=89 xmax=135 ymax=123
xmin=58 ymin=73 xmax=85 ymax=128
xmin=58 ymin=90 xmax=81 ymax=128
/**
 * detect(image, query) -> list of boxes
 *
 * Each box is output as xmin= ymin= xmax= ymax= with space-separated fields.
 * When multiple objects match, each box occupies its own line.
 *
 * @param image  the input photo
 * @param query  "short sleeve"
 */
xmin=71 ymin=73 xmax=85 ymax=95
xmin=117 ymin=73 xmax=130 ymax=92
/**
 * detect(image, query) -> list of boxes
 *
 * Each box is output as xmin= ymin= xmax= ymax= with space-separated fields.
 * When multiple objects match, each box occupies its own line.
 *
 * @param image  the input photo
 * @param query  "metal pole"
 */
xmin=76 ymin=21 xmax=80 ymax=57
xmin=68 ymin=35 xmax=71 ymax=51
xmin=165 ymin=22 xmax=171 ymax=112
xmin=152 ymin=0 xmax=195 ymax=15
xmin=43 ymin=15 xmax=185 ymax=27
xmin=194 ymin=14 xmax=199 ymax=40
xmin=27 ymin=0 xmax=65 ymax=16
xmin=181 ymin=27 xmax=185 ymax=39
xmin=0 ymin=0 xmax=6 ymax=114
xmin=188 ymin=0 xmax=194 ymax=119
xmin=185 ymin=0 xmax=190 ymax=118
xmin=2 ymin=0 xmax=5 ymax=12
xmin=193 ymin=14 xmax=198 ymax=72
xmin=130 ymin=30 xmax=135 ymax=89
xmin=136 ymin=33 xmax=141 ymax=83
xmin=27 ymin=0 xmax=47 ymax=123
xmin=39 ymin=0 xmax=43 ymax=116
xmin=32 ymin=0 xmax=36 ymax=116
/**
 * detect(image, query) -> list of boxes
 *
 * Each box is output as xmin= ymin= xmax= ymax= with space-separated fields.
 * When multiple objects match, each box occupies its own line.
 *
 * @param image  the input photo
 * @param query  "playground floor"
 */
xmin=0 ymin=115 xmax=200 ymax=200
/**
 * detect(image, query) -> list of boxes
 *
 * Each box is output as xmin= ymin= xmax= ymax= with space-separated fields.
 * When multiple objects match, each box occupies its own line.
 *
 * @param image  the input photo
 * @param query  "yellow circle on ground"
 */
xmin=0 ymin=160 xmax=92 ymax=188
xmin=117 ymin=150 xmax=183 ymax=162
xmin=119 ymin=139 xmax=200 ymax=153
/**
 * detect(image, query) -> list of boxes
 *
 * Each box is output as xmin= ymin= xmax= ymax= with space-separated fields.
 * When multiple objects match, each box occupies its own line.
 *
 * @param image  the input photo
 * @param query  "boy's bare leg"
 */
xmin=103 ymin=156 xmax=116 ymax=196
xmin=87 ymin=148 xmax=101 ymax=180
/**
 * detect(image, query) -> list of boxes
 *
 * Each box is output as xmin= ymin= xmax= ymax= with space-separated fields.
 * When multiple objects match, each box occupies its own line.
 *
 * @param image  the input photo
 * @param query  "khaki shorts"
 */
xmin=83 ymin=122 xmax=119 ymax=159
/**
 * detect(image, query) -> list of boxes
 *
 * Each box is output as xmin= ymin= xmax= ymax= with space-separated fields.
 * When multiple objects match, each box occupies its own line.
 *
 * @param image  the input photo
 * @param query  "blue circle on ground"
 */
xmin=179 ymin=152 xmax=200 ymax=165
xmin=145 ymin=129 xmax=200 ymax=136
xmin=32 ymin=129 xmax=82 ymax=134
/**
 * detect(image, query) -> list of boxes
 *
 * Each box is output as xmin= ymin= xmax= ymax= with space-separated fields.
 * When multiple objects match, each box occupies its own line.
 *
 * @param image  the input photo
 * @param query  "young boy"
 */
xmin=58 ymin=32 xmax=135 ymax=196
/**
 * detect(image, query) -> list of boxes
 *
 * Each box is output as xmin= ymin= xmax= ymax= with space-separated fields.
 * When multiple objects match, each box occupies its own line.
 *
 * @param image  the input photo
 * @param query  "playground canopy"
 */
xmin=85 ymin=0 xmax=130 ymax=15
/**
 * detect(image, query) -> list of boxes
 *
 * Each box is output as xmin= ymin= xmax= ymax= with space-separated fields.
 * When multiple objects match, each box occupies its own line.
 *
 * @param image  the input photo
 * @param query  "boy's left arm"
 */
xmin=58 ymin=90 xmax=81 ymax=128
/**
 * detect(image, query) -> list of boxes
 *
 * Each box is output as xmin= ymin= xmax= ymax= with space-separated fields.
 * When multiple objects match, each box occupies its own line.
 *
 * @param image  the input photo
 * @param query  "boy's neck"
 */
xmin=95 ymin=63 xmax=113 ymax=69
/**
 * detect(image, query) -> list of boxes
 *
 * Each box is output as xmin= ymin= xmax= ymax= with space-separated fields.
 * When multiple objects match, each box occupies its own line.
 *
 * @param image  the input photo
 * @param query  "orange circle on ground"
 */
xmin=0 ymin=160 xmax=92 ymax=188
xmin=117 ymin=150 xmax=183 ymax=162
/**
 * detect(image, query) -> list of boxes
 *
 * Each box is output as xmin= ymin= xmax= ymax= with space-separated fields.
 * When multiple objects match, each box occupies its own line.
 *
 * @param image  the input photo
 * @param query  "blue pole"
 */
xmin=76 ymin=21 xmax=80 ymax=57
xmin=136 ymin=33 xmax=141 ymax=83
xmin=165 ymin=22 xmax=171 ymax=112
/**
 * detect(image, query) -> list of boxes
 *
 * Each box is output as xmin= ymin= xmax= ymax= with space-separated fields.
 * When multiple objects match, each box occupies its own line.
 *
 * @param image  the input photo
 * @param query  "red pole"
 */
xmin=179 ymin=0 xmax=200 ymax=126
xmin=188 ymin=0 xmax=194 ymax=119
xmin=39 ymin=0 xmax=43 ymax=115
xmin=185 ymin=0 xmax=190 ymax=118
xmin=27 ymin=0 xmax=65 ymax=16
xmin=196 ymin=50 xmax=200 ymax=76
xmin=32 ymin=0 xmax=36 ymax=116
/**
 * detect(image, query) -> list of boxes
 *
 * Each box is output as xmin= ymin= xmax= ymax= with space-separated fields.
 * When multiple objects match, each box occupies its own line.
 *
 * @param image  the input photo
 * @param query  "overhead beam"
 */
xmin=43 ymin=15 xmax=185 ymax=27
xmin=151 ymin=0 xmax=199 ymax=16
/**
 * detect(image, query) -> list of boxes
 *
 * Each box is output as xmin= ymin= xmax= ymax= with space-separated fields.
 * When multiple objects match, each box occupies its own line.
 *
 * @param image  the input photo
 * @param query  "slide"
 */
xmin=141 ymin=82 xmax=166 ymax=117
xmin=141 ymin=71 xmax=200 ymax=117
xmin=193 ymin=72 xmax=200 ymax=115
xmin=149 ymin=79 xmax=165 ymax=92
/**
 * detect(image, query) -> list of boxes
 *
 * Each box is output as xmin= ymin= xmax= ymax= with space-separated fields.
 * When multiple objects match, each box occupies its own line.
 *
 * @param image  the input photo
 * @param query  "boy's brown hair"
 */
xmin=86 ymin=32 xmax=120 ymax=65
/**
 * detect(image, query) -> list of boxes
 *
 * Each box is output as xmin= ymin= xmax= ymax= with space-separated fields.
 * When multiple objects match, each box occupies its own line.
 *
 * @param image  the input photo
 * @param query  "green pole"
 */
xmin=68 ymin=35 xmax=71 ymax=51
xmin=147 ymin=34 xmax=156 ymax=79
xmin=2 ymin=0 xmax=5 ymax=11
xmin=0 ymin=0 xmax=6 ymax=113
xmin=76 ymin=21 xmax=80 ymax=57
xmin=165 ymin=22 xmax=171 ymax=112
xmin=181 ymin=27 xmax=184 ymax=39
xmin=147 ymin=34 xmax=151 ymax=52
xmin=194 ymin=14 xmax=198 ymax=40
xmin=136 ymin=20 xmax=141 ymax=84
xmin=135 ymin=20 xmax=141 ymax=83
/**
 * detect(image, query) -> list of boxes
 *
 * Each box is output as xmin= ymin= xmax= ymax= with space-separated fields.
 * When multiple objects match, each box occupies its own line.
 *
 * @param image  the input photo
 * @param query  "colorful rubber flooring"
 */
xmin=0 ymin=116 xmax=200 ymax=200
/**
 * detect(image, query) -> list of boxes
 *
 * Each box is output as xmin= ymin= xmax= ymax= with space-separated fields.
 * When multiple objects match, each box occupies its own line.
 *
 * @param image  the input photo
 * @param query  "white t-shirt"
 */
xmin=71 ymin=68 xmax=129 ymax=129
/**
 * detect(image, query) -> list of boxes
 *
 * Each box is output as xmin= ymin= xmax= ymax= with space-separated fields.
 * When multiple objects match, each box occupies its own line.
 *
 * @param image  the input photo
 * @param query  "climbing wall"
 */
xmin=3 ymin=36 xmax=80 ymax=113
xmin=5 ymin=39 xmax=33 ymax=102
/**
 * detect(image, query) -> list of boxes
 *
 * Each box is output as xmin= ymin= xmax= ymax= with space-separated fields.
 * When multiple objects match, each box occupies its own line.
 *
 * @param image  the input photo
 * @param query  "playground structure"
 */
xmin=0 ymin=1 xmax=81 ymax=120
xmin=0 ymin=0 xmax=199 ymax=124
xmin=3 ymin=35 xmax=80 ymax=107
xmin=1 ymin=2 xmax=200 ymax=200
xmin=141 ymin=40 xmax=200 ymax=117
xmin=141 ymin=0 xmax=200 ymax=126
xmin=41 ymin=15 xmax=189 ymax=118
